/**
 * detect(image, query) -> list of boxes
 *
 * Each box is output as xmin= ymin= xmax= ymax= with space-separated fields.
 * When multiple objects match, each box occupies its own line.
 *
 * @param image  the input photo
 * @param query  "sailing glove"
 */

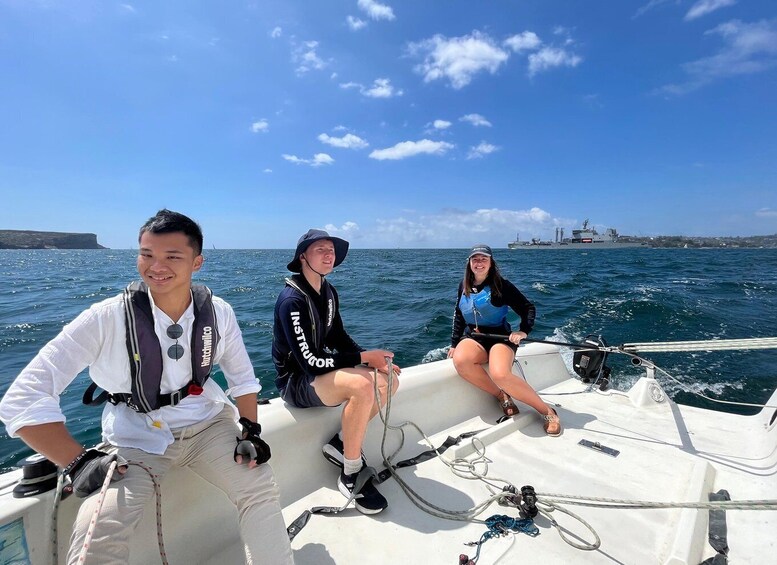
xmin=234 ymin=417 xmax=271 ymax=465
xmin=67 ymin=449 xmax=128 ymax=498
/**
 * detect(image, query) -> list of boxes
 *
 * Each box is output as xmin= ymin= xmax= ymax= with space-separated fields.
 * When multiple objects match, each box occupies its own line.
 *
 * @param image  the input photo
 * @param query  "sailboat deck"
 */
xmin=279 ymin=376 xmax=777 ymax=565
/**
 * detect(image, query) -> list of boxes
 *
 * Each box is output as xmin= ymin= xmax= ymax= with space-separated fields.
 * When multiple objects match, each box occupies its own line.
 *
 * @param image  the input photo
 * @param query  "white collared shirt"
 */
xmin=0 ymin=290 xmax=261 ymax=455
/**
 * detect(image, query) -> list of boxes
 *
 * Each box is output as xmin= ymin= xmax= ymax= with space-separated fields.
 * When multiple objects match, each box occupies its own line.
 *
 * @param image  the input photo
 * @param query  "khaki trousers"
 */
xmin=68 ymin=406 xmax=294 ymax=564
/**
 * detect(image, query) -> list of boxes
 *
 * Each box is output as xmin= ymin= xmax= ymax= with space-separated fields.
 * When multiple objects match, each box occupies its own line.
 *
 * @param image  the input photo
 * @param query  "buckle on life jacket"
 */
xmin=169 ymin=382 xmax=203 ymax=407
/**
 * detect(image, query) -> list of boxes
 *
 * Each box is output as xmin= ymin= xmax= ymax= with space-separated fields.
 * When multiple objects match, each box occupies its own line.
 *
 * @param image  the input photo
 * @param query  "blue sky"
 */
xmin=1 ymin=0 xmax=776 ymax=249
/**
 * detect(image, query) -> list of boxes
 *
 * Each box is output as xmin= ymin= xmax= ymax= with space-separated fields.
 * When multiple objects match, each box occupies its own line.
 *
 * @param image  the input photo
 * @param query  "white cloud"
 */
xmin=657 ymin=19 xmax=777 ymax=95
xmin=369 ymin=139 xmax=454 ymax=160
xmin=633 ymin=0 xmax=673 ymax=19
xmin=250 ymin=119 xmax=269 ymax=133
xmin=364 ymin=78 xmax=403 ymax=98
xmin=324 ymin=221 xmax=361 ymax=237
xmin=119 ymin=4 xmax=136 ymax=14
xmin=467 ymin=142 xmax=499 ymax=159
xmin=293 ymin=40 xmax=327 ymax=75
xmin=340 ymin=78 xmax=403 ymax=98
xmin=528 ymin=46 xmax=582 ymax=76
xmin=270 ymin=26 xmax=282 ymax=38
xmin=409 ymin=29 xmax=580 ymax=86
xmin=685 ymin=0 xmax=737 ymax=21
xmin=282 ymin=153 xmax=335 ymax=167
xmin=347 ymin=15 xmax=367 ymax=30
xmin=367 ymin=207 xmax=559 ymax=247
xmin=318 ymin=132 xmax=369 ymax=149
xmin=408 ymin=31 xmax=510 ymax=89
xmin=459 ymin=113 xmax=492 ymax=127
xmin=755 ymin=208 xmax=777 ymax=218
xmin=433 ymin=120 xmax=452 ymax=130
xmin=263 ymin=168 xmax=272 ymax=173
xmin=504 ymin=31 xmax=541 ymax=53
xmin=357 ymin=0 xmax=395 ymax=22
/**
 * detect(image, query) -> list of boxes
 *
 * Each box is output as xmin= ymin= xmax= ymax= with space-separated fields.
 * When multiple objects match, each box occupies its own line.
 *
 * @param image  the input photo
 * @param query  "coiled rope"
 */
xmin=373 ymin=354 xmax=777 ymax=557
xmin=373 ymin=358 xmax=602 ymax=552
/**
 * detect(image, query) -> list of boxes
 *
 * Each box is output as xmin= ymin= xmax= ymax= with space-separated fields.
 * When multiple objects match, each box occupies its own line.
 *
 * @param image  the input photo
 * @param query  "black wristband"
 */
xmin=65 ymin=449 xmax=108 ymax=480
xmin=238 ymin=417 xmax=262 ymax=437
xmin=61 ymin=450 xmax=88 ymax=477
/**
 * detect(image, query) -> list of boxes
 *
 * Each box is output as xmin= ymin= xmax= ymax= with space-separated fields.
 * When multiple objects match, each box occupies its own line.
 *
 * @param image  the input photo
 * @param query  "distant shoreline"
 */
xmin=1 ymin=231 xmax=775 ymax=250
xmin=0 ymin=230 xmax=106 ymax=250
xmin=619 ymin=234 xmax=777 ymax=249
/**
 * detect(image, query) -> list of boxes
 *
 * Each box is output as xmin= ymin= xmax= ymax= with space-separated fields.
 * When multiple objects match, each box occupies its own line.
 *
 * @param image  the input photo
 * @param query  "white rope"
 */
xmin=77 ymin=460 xmax=118 ymax=563
xmin=645 ymin=361 xmax=777 ymax=410
xmin=557 ymin=338 xmax=777 ymax=411
xmin=52 ymin=472 xmax=64 ymax=564
xmin=371 ymin=353 xmax=777 ymax=555
xmin=61 ymin=460 xmax=168 ymax=565
xmin=621 ymin=337 xmax=777 ymax=353
xmin=538 ymin=492 xmax=777 ymax=511
xmin=373 ymin=360 xmax=601 ymax=551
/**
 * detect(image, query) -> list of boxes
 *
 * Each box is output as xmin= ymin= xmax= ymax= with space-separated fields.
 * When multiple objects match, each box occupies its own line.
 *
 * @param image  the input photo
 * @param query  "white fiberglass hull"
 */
xmin=1 ymin=342 xmax=775 ymax=564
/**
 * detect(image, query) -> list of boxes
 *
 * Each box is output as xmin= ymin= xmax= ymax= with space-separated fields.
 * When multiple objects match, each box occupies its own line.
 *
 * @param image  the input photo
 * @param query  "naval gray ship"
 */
xmin=508 ymin=220 xmax=647 ymax=249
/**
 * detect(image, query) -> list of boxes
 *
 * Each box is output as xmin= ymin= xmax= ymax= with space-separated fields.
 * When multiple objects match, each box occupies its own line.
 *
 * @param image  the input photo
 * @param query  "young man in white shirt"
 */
xmin=0 ymin=209 xmax=293 ymax=564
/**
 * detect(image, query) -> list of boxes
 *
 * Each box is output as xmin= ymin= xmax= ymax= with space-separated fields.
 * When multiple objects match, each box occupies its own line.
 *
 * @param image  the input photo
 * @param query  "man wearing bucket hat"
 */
xmin=272 ymin=229 xmax=400 ymax=514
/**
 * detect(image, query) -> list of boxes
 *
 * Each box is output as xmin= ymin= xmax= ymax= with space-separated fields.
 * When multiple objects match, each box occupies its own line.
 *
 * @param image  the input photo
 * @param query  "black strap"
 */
xmin=82 ymin=381 xmax=199 ymax=411
xmin=284 ymin=430 xmax=485 ymax=542
xmin=700 ymin=489 xmax=730 ymax=565
xmin=286 ymin=510 xmax=312 ymax=541
xmin=376 ymin=429 xmax=485 ymax=483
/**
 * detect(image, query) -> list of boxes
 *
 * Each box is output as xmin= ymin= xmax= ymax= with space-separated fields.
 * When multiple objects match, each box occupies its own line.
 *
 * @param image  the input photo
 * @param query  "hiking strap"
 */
xmin=375 ymin=429 xmax=485 ymax=484
xmin=284 ymin=430 xmax=484 ymax=541
xmin=285 ymin=466 xmax=378 ymax=541
xmin=700 ymin=489 xmax=730 ymax=565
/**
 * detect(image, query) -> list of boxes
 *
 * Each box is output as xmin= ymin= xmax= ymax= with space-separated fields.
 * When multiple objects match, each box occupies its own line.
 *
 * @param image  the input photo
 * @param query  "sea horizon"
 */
xmin=2 ymin=247 xmax=776 ymax=471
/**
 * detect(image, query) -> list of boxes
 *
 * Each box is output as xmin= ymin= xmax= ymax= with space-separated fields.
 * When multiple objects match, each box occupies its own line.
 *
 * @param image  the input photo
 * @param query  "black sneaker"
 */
xmin=337 ymin=469 xmax=388 ymax=515
xmin=322 ymin=433 xmax=366 ymax=469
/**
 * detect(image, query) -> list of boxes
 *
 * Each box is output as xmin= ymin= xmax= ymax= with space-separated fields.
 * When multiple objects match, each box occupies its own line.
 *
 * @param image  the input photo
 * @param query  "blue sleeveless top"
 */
xmin=458 ymin=285 xmax=509 ymax=329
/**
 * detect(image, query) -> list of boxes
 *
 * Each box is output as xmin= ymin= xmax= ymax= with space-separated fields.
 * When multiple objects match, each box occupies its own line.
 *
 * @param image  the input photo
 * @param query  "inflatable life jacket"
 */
xmin=83 ymin=281 xmax=220 ymax=413
xmin=458 ymin=285 xmax=509 ymax=330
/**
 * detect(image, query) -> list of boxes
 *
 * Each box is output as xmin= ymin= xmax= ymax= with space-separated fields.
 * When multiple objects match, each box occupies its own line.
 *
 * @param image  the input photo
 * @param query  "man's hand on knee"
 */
xmin=234 ymin=417 xmax=271 ymax=468
xmin=66 ymin=449 xmax=128 ymax=498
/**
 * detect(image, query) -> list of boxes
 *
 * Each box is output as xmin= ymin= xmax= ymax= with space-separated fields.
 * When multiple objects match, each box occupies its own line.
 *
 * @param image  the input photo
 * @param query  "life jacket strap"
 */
xmin=83 ymin=381 xmax=204 ymax=412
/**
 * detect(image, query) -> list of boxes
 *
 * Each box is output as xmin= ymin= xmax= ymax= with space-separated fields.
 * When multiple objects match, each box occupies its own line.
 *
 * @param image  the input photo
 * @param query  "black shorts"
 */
xmin=462 ymin=333 xmax=518 ymax=354
xmin=279 ymin=372 xmax=327 ymax=408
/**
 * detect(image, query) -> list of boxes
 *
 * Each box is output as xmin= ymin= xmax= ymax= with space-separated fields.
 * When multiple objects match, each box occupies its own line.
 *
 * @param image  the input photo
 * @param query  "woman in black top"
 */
xmin=448 ymin=244 xmax=561 ymax=436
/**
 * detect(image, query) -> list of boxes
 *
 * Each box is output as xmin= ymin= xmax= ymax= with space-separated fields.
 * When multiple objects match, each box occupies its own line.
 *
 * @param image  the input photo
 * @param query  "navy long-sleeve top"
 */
xmin=451 ymin=279 xmax=536 ymax=347
xmin=272 ymin=275 xmax=363 ymax=391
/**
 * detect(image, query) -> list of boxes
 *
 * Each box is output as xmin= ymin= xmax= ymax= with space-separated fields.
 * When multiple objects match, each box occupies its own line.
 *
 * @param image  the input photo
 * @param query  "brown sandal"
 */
xmin=497 ymin=391 xmax=519 ymax=418
xmin=543 ymin=407 xmax=562 ymax=437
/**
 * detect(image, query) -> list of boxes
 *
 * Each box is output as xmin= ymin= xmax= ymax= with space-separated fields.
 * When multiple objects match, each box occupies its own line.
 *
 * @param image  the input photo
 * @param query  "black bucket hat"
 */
xmin=287 ymin=229 xmax=349 ymax=273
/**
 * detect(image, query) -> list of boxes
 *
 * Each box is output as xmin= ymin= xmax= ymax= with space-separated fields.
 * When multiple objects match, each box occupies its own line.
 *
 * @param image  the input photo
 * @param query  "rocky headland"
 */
xmin=0 ymin=230 xmax=106 ymax=250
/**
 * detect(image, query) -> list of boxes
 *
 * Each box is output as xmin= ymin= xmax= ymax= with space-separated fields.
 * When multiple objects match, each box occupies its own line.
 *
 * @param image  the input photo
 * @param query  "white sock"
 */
xmin=337 ymin=430 xmax=344 ymax=441
xmin=343 ymin=457 xmax=363 ymax=477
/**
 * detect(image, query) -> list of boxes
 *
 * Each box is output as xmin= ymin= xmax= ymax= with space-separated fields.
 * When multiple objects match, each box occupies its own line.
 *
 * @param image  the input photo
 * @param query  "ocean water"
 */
xmin=1 ymin=248 xmax=776 ymax=472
